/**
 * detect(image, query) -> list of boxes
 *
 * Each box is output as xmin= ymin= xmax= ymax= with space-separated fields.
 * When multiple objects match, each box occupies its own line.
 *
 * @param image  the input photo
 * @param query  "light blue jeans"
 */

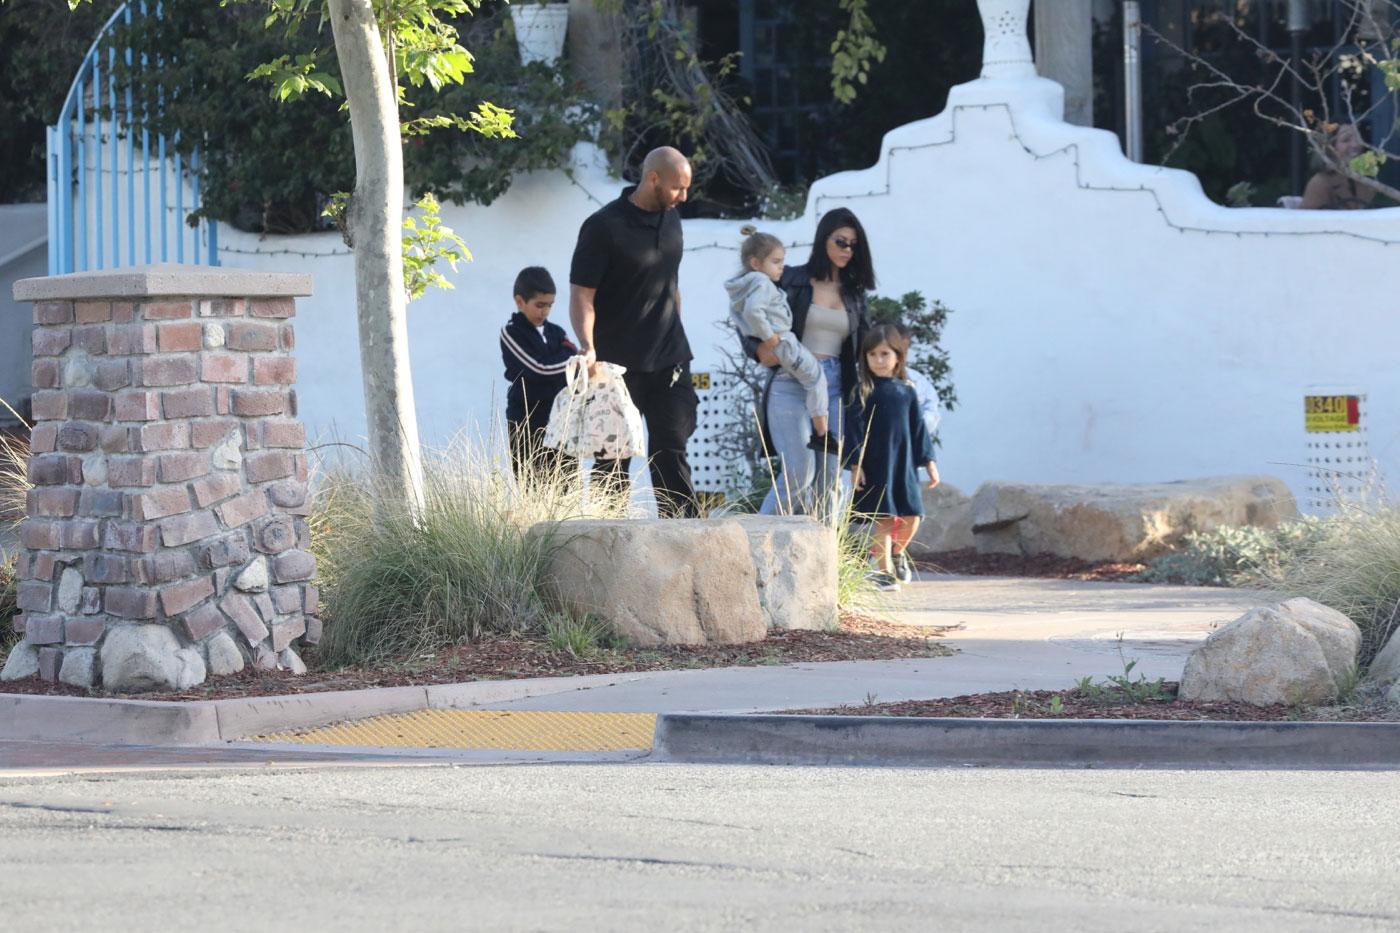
xmin=760 ymin=357 xmax=844 ymax=515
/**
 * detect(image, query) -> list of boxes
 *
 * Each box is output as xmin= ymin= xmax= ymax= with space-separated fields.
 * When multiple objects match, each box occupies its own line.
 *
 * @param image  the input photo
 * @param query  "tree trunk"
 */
xmin=1034 ymin=0 xmax=1094 ymax=127
xmin=327 ymin=0 xmax=425 ymax=510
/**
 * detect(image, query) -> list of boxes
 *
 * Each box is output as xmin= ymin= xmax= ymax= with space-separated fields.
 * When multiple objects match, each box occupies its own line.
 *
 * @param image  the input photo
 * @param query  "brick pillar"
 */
xmin=4 ymin=265 xmax=318 ymax=692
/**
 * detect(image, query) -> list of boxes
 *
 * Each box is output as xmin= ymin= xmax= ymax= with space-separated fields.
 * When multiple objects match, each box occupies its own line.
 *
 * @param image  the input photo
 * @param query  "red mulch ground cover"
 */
xmin=915 ymin=549 xmax=1147 ymax=582
xmin=0 ymin=612 xmax=956 ymax=702
xmin=796 ymin=684 xmax=1400 ymax=722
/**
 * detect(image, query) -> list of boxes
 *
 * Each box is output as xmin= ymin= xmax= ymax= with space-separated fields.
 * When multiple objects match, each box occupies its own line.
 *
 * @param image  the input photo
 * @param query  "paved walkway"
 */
xmin=470 ymin=575 xmax=1267 ymax=714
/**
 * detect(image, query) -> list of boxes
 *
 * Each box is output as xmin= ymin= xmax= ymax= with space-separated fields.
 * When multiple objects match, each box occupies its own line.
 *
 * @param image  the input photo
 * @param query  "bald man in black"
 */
xmin=569 ymin=147 xmax=699 ymax=518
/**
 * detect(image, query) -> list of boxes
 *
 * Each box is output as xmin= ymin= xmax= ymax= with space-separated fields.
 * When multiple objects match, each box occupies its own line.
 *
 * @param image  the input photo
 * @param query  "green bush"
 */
xmin=311 ymin=438 xmax=631 ymax=668
xmin=1138 ymin=518 xmax=1328 ymax=587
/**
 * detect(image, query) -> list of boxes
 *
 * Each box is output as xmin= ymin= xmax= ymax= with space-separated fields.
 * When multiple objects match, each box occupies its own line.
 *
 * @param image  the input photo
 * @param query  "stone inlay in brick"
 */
xmin=5 ymin=265 xmax=318 ymax=692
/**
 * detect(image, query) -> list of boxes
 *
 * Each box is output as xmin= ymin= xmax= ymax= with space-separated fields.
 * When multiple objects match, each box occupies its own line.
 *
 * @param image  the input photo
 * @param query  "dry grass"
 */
xmin=310 ymin=433 xmax=636 ymax=667
xmin=0 ymin=396 xmax=30 ymax=531
xmin=1266 ymin=501 xmax=1400 ymax=665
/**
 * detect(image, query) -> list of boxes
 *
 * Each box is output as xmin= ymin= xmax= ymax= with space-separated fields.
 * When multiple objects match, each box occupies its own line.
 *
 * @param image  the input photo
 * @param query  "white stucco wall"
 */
xmin=219 ymin=72 xmax=1400 ymax=507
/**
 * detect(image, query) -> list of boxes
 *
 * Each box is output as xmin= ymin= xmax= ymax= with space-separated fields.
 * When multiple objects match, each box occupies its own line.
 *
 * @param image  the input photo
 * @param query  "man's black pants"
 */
xmin=593 ymin=361 xmax=699 ymax=518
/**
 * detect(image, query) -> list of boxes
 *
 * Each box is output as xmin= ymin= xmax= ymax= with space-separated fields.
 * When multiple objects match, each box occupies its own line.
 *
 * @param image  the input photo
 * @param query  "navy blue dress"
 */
xmin=844 ymin=376 xmax=935 ymax=517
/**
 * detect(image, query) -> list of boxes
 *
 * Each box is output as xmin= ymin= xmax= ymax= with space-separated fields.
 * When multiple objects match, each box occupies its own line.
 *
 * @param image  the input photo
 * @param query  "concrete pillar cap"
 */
xmin=14 ymin=263 xmax=313 ymax=302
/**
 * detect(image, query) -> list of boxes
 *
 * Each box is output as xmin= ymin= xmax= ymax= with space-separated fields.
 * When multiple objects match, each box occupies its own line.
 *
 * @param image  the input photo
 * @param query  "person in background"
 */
xmin=569 ymin=146 xmax=699 ymax=517
xmin=1301 ymin=124 xmax=1377 ymax=211
xmin=500 ymin=266 xmax=577 ymax=483
xmin=845 ymin=323 xmax=940 ymax=592
xmin=889 ymin=323 xmax=943 ymax=439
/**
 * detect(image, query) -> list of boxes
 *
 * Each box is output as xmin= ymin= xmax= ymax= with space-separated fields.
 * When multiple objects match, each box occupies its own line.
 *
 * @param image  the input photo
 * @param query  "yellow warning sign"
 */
xmin=1305 ymin=395 xmax=1359 ymax=433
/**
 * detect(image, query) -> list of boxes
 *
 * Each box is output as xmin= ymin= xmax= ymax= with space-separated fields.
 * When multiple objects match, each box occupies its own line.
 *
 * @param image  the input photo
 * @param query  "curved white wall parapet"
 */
xmin=221 ymin=0 xmax=1400 ymax=508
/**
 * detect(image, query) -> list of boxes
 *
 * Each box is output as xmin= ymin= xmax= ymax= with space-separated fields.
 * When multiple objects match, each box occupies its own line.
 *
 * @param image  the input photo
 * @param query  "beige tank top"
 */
xmin=801 ymin=303 xmax=849 ymax=358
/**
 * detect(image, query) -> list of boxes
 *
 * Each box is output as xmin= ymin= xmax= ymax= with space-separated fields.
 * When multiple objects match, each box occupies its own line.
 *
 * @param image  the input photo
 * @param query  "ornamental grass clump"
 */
xmin=1266 ymin=503 xmax=1400 ymax=666
xmin=0 ymin=400 xmax=29 ymax=657
xmin=0 ymin=554 xmax=18 ymax=655
xmin=311 ymin=436 xmax=633 ymax=668
xmin=0 ymin=397 xmax=31 ymax=531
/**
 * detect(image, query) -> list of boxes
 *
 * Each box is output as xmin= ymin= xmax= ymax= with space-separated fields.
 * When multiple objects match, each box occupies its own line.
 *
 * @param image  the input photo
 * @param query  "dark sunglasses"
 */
xmin=830 ymin=235 xmax=858 ymax=250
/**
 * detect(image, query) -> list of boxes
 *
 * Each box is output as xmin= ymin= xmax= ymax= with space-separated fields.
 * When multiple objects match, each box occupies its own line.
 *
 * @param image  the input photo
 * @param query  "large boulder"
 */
xmin=205 ymin=630 xmax=247 ymax=677
xmin=1179 ymin=598 xmax=1361 ymax=706
xmin=731 ymin=516 xmax=837 ymax=631
xmin=969 ymin=476 xmax=1297 ymax=563
xmin=905 ymin=483 xmax=975 ymax=558
xmin=531 ymin=519 xmax=766 ymax=646
xmin=99 ymin=624 xmax=207 ymax=693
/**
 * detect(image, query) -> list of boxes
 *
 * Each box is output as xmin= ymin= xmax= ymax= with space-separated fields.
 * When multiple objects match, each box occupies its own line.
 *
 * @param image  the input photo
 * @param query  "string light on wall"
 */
xmin=807 ymin=103 xmax=1400 ymax=248
xmin=218 ymin=244 xmax=353 ymax=259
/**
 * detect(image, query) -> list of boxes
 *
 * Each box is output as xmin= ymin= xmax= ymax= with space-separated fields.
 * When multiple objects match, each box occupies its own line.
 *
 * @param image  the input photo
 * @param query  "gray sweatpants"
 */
xmin=772 ymin=332 xmax=828 ymax=420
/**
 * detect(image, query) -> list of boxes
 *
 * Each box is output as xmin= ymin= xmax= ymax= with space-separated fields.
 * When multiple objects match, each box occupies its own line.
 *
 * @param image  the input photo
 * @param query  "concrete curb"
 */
xmin=650 ymin=714 xmax=1400 ymax=769
xmin=0 ymin=672 xmax=651 ymax=746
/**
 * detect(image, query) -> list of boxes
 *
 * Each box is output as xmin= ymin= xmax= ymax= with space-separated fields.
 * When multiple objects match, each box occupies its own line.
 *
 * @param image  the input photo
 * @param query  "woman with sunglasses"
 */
xmin=756 ymin=207 xmax=875 ymax=515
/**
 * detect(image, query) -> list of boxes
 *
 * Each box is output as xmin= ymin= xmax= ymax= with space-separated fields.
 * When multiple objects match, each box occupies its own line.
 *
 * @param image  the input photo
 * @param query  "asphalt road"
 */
xmin=1 ymin=762 xmax=1397 ymax=931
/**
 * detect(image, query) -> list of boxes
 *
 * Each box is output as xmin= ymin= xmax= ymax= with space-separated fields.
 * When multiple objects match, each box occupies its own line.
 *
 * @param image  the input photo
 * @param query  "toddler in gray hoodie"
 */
xmin=724 ymin=228 xmax=829 ymax=439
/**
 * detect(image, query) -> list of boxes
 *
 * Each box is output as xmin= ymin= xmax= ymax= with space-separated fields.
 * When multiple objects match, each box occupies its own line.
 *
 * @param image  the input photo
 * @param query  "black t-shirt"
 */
xmin=569 ymin=186 xmax=692 ymax=372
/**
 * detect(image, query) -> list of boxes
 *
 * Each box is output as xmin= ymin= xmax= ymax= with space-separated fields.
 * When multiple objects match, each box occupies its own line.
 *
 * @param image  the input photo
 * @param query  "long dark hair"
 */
xmin=806 ymin=207 xmax=875 ymax=292
xmin=858 ymin=322 xmax=909 ymax=402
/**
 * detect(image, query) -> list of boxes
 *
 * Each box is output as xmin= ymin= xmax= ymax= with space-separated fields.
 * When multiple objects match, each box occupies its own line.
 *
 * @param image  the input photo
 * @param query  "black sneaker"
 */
xmin=867 ymin=570 xmax=900 ymax=592
xmin=894 ymin=552 xmax=914 ymax=584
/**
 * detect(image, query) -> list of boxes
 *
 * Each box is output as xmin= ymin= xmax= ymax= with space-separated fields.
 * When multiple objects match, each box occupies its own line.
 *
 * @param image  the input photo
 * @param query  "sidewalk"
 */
xmin=472 ymin=575 xmax=1266 ymax=714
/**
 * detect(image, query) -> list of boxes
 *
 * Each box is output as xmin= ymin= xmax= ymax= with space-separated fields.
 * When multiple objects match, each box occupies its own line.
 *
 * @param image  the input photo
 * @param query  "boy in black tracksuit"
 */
xmin=500 ymin=267 xmax=578 ymax=481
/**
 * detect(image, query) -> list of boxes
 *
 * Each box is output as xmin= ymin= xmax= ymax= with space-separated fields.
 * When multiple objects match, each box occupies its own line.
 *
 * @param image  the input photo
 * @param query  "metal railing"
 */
xmin=46 ymin=1 xmax=218 ymax=275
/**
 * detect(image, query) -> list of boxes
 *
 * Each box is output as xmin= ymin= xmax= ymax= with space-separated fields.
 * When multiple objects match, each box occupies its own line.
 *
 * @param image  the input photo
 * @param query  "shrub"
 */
xmin=1139 ymin=518 xmax=1328 ymax=587
xmin=311 ymin=437 xmax=632 ymax=668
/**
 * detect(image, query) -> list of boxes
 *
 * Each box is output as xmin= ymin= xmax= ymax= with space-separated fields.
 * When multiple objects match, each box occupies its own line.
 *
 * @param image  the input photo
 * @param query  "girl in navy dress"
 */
xmin=845 ymin=323 xmax=940 ymax=590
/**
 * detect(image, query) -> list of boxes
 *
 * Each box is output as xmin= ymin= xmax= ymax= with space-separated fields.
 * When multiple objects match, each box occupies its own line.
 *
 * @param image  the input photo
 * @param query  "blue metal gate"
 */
xmin=46 ymin=2 xmax=218 ymax=275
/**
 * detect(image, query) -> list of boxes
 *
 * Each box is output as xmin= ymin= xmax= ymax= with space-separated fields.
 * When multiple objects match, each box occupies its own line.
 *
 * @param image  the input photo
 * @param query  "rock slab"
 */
xmin=205 ymin=630 xmax=247 ymax=676
xmin=970 ymin=475 xmax=1297 ymax=562
xmin=906 ymin=483 xmax=975 ymax=558
xmin=1 ymin=642 xmax=40 ymax=681
xmin=732 ymin=516 xmax=837 ymax=631
xmin=58 ymin=647 xmax=97 ymax=688
xmin=532 ymin=519 xmax=766 ymax=646
xmin=100 ymin=624 xmax=208 ymax=693
xmin=1179 ymin=598 xmax=1361 ymax=706
xmin=1366 ymin=629 xmax=1400 ymax=691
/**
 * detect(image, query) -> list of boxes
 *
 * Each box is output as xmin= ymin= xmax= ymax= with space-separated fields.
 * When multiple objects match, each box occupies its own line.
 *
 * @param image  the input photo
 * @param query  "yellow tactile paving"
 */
xmin=252 ymin=709 xmax=657 ymax=752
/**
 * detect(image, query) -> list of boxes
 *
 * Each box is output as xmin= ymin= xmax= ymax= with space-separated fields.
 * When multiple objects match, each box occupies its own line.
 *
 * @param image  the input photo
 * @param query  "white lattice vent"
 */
xmin=1303 ymin=387 xmax=1370 ymax=513
xmin=688 ymin=369 xmax=757 ymax=494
